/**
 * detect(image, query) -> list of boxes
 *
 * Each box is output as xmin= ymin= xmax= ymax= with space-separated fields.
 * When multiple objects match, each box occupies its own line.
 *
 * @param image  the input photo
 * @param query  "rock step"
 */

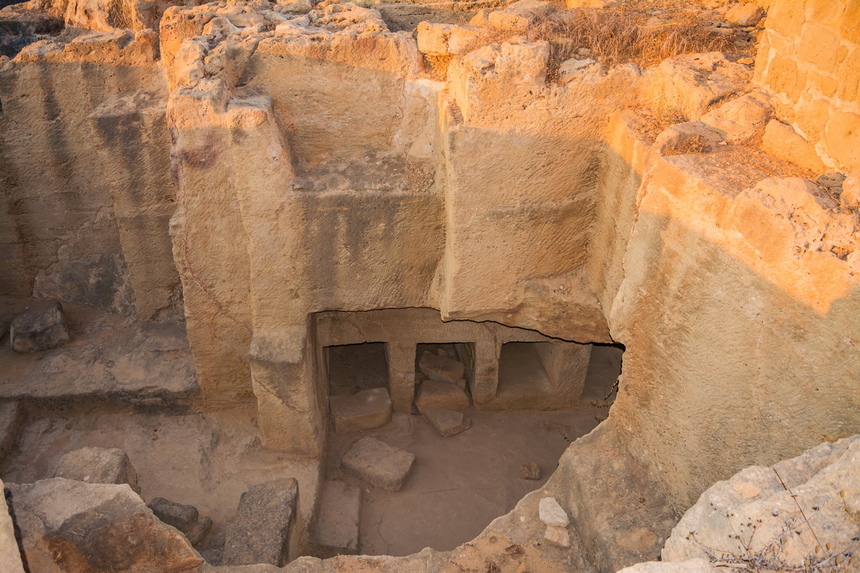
xmin=423 ymin=409 xmax=470 ymax=437
xmin=313 ymin=480 xmax=361 ymax=556
xmin=341 ymin=437 xmax=415 ymax=492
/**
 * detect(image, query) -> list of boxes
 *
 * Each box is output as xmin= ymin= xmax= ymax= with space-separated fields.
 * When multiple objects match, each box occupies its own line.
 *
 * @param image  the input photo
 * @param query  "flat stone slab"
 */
xmin=423 ymin=409 xmax=470 ymax=437
xmin=313 ymin=480 xmax=361 ymax=555
xmin=52 ymin=446 xmax=141 ymax=494
xmin=341 ymin=437 xmax=415 ymax=492
xmin=0 ymin=317 xmax=198 ymax=407
xmin=330 ymin=387 xmax=392 ymax=433
xmin=415 ymin=380 xmax=470 ymax=413
xmin=223 ymin=478 xmax=298 ymax=566
xmin=418 ymin=350 xmax=465 ymax=384
xmin=10 ymin=301 xmax=69 ymax=353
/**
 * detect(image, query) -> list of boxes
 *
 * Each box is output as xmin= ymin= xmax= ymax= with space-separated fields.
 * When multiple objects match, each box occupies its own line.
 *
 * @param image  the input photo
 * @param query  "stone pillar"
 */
xmin=387 ymin=342 xmax=416 ymax=413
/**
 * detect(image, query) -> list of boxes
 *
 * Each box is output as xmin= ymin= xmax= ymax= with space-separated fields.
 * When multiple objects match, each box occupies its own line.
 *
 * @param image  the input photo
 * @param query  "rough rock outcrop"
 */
xmin=662 ymin=435 xmax=860 ymax=571
xmin=52 ymin=446 xmax=141 ymax=493
xmin=5 ymin=478 xmax=202 ymax=572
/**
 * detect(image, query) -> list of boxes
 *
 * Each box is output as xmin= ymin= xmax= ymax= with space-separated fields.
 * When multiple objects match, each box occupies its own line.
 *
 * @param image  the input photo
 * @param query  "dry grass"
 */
xmin=528 ymin=7 xmax=736 ymax=70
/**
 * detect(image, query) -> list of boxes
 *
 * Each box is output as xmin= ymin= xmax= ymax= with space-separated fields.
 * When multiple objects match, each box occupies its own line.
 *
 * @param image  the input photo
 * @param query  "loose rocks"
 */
xmin=52 ymin=447 xmax=141 ymax=494
xmin=10 ymin=301 xmax=69 ymax=353
xmin=539 ymin=496 xmax=571 ymax=547
xmin=423 ymin=409 xmax=471 ymax=437
xmin=147 ymin=497 xmax=212 ymax=547
xmin=519 ymin=462 xmax=541 ymax=480
xmin=341 ymin=437 xmax=415 ymax=492
xmin=222 ymin=478 xmax=298 ymax=566
xmin=330 ymin=387 xmax=393 ymax=433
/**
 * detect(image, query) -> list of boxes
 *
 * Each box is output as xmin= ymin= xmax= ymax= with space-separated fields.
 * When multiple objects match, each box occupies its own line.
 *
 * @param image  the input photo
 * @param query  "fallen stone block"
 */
xmin=5 ymin=478 xmax=202 ymax=572
xmin=341 ymin=437 xmax=415 ymax=492
xmin=539 ymin=496 xmax=569 ymax=527
xmin=222 ymin=478 xmax=298 ymax=566
xmin=10 ymin=301 xmax=69 ymax=353
xmin=330 ymin=387 xmax=392 ymax=433
xmin=520 ymin=462 xmax=541 ymax=480
xmin=52 ymin=446 xmax=141 ymax=494
xmin=147 ymin=497 xmax=212 ymax=547
xmin=313 ymin=480 xmax=361 ymax=555
xmin=415 ymin=380 xmax=470 ymax=413
xmin=423 ymin=409 xmax=470 ymax=437
xmin=418 ymin=350 xmax=465 ymax=384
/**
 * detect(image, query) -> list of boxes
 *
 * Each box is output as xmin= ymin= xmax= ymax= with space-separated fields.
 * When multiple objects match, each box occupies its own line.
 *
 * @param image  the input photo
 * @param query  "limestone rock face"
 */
xmin=52 ymin=447 xmax=141 ymax=494
xmin=649 ymin=52 xmax=751 ymax=119
xmin=222 ymin=478 xmax=298 ymax=567
xmin=5 ymin=478 xmax=202 ymax=573
xmin=10 ymin=302 xmax=69 ymax=353
xmin=662 ymin=435 xmax=860 ymax=570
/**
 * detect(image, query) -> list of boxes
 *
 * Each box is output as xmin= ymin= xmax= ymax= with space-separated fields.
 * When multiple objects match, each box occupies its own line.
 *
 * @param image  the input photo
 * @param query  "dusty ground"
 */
xmin=323 ymin=346 xmax=620 ymax=556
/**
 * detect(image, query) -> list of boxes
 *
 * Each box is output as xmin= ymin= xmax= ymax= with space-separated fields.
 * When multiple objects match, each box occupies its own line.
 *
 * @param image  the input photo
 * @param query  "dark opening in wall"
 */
xmin=582 ymin=344 xmax=624 ymax=401
xmin=324 ymin=342 xmax=390 ymax=397
xmin=497 ymin=342 xmax=554 ymax=401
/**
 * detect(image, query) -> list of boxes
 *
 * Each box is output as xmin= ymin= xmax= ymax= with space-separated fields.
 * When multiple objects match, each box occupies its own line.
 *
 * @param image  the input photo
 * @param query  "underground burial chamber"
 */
xmin=0 ymin=0 xmax=859 ymax=570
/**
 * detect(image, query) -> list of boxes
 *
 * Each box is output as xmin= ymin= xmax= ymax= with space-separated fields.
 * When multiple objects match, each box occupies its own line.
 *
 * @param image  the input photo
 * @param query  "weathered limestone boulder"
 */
xmin=700 ymin=91 xmax=772 ymax=144
xmin=648 ymin=52 xmax=751 ymax=119
xmin=10 ymin=301 xmax=69 ymax=353
xmin=52 ymin=446 xmax=141 ymax=494
xmin=313 ymin=480 xmax=360 ymax=556
xmin=423 ymin=409 xmax=470 ymax=437
xmin=147 ymin=497 xmax=212 ymax=547
xmin=341 ymin=437 xmax=415 ymax=492
xmin=415 ymin=380 xmax=470 ymax=413
xmin=416 ymin=22 xmax=482 ymax=57
xmin=5 ymin=478 xmax=202 ymax=572
xmin=662 ymin=435 xmax=860 ymax=570
xmin=222 ymin=478 xmax=298 ymax=567
xmin=330 ymin=387 xmax=392 ymax=433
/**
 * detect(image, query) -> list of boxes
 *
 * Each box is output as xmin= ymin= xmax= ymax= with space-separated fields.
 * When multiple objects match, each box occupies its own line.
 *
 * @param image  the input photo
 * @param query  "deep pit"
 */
xmin=0 ymin=0 xmax=859 ymax=571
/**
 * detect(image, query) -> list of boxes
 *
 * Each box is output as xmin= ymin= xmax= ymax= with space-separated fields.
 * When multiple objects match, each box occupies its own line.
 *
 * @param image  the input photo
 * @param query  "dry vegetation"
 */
xmin=528 ymin=7 xmax=737 ymax=69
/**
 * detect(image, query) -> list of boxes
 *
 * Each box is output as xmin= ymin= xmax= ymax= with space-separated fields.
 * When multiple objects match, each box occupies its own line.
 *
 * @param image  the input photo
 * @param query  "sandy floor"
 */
xmin=326 ymin=408 xmax=607 ymax=556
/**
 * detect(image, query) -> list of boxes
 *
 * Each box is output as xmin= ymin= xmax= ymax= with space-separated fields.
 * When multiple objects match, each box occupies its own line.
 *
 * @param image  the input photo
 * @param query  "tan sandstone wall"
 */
xmin=0 ymin=30 xmax=180 ymax=319
xmin=755 ymin=0 xmax=860 ymax=172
